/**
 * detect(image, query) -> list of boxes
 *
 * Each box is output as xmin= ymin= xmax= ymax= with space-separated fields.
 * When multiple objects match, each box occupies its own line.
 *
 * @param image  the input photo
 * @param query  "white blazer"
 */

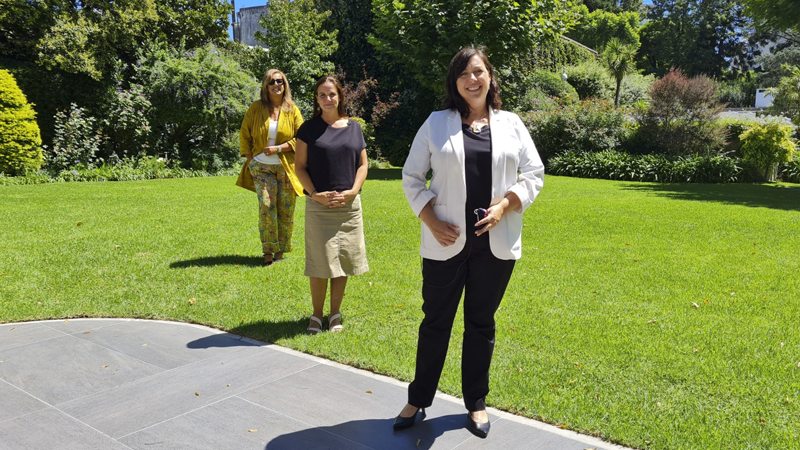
xmin=402 ymin=109 xmax=545 ymax=261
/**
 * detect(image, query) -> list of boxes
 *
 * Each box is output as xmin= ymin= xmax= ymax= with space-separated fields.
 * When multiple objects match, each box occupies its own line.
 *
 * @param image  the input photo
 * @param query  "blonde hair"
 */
xmin=260 ymin=69 xmax=295 ymax=113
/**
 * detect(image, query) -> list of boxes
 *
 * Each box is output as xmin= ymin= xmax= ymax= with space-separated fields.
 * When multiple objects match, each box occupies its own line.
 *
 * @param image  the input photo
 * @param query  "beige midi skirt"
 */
xmin=304 ymin=194 xmax=369 ymax=278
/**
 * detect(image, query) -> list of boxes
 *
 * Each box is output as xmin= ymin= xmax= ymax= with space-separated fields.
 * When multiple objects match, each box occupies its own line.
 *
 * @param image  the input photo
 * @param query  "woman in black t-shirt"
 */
xmin=294 ymin=76 xmax=369 ymax=335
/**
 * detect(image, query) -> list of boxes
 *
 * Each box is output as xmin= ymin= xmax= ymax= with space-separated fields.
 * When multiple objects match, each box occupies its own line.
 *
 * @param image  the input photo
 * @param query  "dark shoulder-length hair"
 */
xmin=260 ymin=68 xmax=295 ymax=113
xmin=312 ymin=75 xmax=347 ymax=119
xmin=442 ymin=46 xmax=502 ymax=118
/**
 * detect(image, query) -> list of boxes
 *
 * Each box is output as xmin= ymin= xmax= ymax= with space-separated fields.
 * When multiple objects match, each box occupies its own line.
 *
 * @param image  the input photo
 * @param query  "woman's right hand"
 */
xmin=419 ymin=202 xmax=460 ymax=247
xmin=425 ymin=218 xmax=460 ymax=247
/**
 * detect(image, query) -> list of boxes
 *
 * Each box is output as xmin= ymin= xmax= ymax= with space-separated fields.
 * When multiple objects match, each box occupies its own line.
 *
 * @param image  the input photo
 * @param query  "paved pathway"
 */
xmin=0 ymin=319 xmax=629 ymax=450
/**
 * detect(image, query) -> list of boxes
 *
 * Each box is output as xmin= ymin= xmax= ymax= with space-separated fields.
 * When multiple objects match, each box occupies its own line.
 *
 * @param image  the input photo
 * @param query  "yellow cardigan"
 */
xmin=236 ymin=101 xmax=305 ymax=196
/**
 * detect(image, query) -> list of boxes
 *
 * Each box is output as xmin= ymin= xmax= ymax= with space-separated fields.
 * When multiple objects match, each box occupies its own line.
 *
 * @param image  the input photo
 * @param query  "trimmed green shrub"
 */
xmin=528 ymin=70 xmax=579 ymax=102
xmin=521 ymin=99 xmax=632 ymax=164
xmin=44 ymin=104 xmax=102 ymax=173
xmin=718 ymin=116 xmax=754 ymax=155
xmin=0 ymin=69 xmax=43 ymax=175
xmin=739 ymin=120 xmax=797 ymax=181
xmin=549 ymin=150 xmax=747 ymax=183
xmin=566 ymin=60 xmax=613 ymax=100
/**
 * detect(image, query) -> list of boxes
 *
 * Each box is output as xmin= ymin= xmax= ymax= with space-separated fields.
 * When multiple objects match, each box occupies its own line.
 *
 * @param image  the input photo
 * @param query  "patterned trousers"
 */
xmin=249 ymin=160 xmax=296 ymax=254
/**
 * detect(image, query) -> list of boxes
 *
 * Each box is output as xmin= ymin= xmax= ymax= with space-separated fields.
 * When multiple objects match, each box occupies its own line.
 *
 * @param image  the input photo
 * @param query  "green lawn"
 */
xmin=1 ymin=174 xmax=799 ymax=449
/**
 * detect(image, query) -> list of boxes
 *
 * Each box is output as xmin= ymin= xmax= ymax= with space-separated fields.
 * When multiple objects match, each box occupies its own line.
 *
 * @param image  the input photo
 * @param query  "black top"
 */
xmin=297 ymin=117 xmax=367 ymax=193
xmin=462 ymin=123 xmax=492 ymax=235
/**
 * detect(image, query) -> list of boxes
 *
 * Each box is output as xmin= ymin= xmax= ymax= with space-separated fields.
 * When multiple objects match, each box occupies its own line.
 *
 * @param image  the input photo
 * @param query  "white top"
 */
xmin=253 ymin=119 xmax=281 ymax=164
xmin=402 ymin=109 xmax=544 ymax=261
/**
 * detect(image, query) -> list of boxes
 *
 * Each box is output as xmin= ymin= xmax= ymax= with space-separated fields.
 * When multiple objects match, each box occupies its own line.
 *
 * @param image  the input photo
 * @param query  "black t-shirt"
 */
xmin=297 ymin=117 xmax=367 ymax=193
xmin=462 ymin=123 xmax=492 ymax=235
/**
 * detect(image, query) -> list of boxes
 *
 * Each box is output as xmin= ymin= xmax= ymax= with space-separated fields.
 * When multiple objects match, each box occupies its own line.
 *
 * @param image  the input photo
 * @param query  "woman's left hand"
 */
xmin=329 ymin=189 xmax=356 ymax=208
xmin=475 ymin=203 xmax=505 ymax=236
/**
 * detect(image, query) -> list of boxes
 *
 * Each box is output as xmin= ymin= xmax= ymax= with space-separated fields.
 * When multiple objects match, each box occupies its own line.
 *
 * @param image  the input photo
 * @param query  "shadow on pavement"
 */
xmin=227 ymin=318 xmax=313 ymax=343
xmin=265 ymin=415 xmax=465 ymax=450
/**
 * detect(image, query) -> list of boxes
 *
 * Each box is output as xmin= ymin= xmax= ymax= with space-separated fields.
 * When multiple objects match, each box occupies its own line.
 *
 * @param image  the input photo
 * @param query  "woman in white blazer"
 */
xmin=394 ymin=47 xmax=544 ymax=438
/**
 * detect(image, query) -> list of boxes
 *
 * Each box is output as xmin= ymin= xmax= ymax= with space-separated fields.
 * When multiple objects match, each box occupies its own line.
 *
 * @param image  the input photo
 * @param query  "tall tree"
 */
xmin=568 ymin=6 xmax=641 ymax=52
xmin=255 ymin=0 xmax=338 ymax=98
xmin=370 ymin=0 xmax=580 ymax=97
xmin=639 ymin=0 xmax=752 ymax=78
xmin=579 ymin=0 xmax=642 ymax=13
xmin=1 ymin=0 xmax=231 ymax=80
xmin=741 ymin=0 xmax=800 ymax=34
xmin=315 ymin=0 xmax=379 ymax=81
xmin=602 ymin=38 xmax=638 ymax=107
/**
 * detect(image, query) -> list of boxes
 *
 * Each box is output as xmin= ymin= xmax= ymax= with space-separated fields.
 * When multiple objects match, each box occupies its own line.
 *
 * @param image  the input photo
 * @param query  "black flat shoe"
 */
xmin=393 ymin=407 xmax=425 ymax=430
xmin=466 ymin=412 xmax=490 ymax=438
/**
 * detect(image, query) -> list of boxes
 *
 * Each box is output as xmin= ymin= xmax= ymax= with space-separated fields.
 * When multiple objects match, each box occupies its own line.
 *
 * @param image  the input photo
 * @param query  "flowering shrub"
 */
xmin=102 ymin=83 xmax=152 ymax=159
xmin=44 ymin=103 xmax=102 ymax=173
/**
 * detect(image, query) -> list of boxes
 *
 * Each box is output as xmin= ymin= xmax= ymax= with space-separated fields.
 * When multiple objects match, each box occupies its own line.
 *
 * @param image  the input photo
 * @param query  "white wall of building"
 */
xmin=237 ymin=6 xmax=268 ymax=48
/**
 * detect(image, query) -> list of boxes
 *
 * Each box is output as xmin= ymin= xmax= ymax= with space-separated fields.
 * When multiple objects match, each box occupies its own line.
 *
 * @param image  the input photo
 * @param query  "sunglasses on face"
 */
xmin=268 ymin=79 xmax=285 ymax=86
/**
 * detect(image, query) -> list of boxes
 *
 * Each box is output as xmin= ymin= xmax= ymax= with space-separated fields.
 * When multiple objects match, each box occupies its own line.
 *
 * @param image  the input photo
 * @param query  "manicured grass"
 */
xmin=1 ymin=175 xmax=799 ymax=449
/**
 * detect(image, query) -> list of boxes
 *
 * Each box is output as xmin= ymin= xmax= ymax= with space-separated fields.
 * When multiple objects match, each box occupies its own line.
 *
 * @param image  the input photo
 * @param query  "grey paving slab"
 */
xmin=60 ymin=344 xmax=318 ymax=439
xmin=68 ymin=319 xmax=256 ymax=370
xmin=120 ymin=395 xmax=372 ymax=450
xmin=0 ymin=408 xmax=129 ymax=450
xmin=0 ymin=333 xmax=164 ymax=405
xmin=0 ymin=321 xmax=66 ymax=351
xmin=455 ymin=417 xmax=612 ymax=450
xmin=0 ymin=379 xmax=48 ymax=422
xmin=41 ymin=318 xmax=132 ymax=335
xmin=239 ymin=363 xmax=480 ymax=449
xmin=0 ymin=319 xmax=629 ymax=450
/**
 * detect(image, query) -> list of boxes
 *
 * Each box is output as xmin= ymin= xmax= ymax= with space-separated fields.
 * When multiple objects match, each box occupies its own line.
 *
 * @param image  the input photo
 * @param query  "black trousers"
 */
xmin=408 ymin=234 xmax=516 ymax=412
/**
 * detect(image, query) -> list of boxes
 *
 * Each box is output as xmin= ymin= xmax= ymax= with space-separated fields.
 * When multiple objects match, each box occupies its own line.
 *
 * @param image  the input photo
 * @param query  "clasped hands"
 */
xmin=426 ymin=203 xmax=505 ymax=247
xmin=312 ymin=190 xmax=356 ymax=208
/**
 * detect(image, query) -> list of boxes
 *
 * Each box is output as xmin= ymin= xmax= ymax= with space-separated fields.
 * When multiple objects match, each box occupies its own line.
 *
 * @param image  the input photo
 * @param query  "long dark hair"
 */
xmin=442 ymin=46 xmax=502 ymax=118
xmin=312 ymin=75 xmax=346 ymax=119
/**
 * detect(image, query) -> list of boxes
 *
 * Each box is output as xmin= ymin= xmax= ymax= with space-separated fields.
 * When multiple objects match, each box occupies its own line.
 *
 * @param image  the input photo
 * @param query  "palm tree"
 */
xmin=602 ymin=38 xmax=637 ymax=108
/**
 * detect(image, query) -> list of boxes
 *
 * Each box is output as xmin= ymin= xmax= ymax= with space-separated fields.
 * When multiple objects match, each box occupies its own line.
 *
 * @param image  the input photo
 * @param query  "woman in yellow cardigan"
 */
xmin=237 ymin=69 xmax=305 ymax=265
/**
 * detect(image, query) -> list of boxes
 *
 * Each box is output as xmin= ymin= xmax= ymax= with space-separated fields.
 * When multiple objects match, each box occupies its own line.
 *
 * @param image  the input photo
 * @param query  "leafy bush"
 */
xmin=617 ymin=72 xmax=654 ymax=106
xmin=44 ymin=103 xmax=102 ymax=173
xmin=549 ymin=150 xmax=747 ymax=183
xmin=135 ymin=43 xmax=258 ymax=169
xmin=1 ymin=56 xmax=111 ymax=150
xmin=780 ymin=157 xmax=800 ymax=183
xmin=517 ymin=88 xmax=560 ymax=113
xmin=521 ymin=99 xmax=632 ymax=164
xmin=102 ymin=83 xmax=152 ymax=159
xmin=717 ymin=73 xmax=758 ymax=108
xmin=0 ymin=68 xmax=42 ymax=175
xmin=566 ymin=60 xmax=613 ymax=100
xmin=718 ymin=117 xmax=754 ymax=155
xmin=739 ymin=120 xmax=797 ymax=181
xmin=635 ymin=68 xmax=726 ymax=156
xmin=528 ymin=70 xmax=579 ymax=102
xmin=767 ymin=64 xmax=800 ymax=127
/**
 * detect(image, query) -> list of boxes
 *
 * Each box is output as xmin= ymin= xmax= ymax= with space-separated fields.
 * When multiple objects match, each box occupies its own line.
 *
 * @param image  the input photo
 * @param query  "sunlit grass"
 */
xmin=1 ymin=175 xmax=799 ymax=449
